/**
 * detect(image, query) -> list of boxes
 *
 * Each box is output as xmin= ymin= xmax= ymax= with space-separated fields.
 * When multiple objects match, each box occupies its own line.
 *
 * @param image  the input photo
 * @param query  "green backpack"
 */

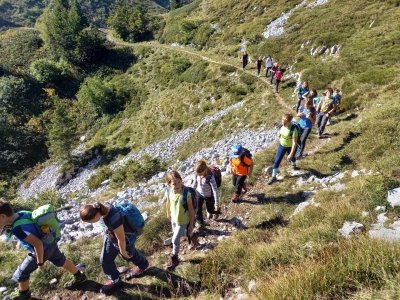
xmin=12 ymin=204 xmax=62 ymax=246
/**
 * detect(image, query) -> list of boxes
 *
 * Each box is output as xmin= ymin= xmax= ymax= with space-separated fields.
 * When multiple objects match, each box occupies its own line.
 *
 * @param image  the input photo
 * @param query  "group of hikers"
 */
xmin=0 ymin=150 xmax=253 ymax=299
xmin=0 ymin=52 xmax=343 ymax=300
xmin=242 ymin=52 xmax=285 ymax=93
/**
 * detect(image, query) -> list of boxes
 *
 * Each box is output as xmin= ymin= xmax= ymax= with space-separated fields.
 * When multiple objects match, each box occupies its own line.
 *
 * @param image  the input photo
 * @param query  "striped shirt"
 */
xmin=193 ymin=174 xmax=220 ymax=206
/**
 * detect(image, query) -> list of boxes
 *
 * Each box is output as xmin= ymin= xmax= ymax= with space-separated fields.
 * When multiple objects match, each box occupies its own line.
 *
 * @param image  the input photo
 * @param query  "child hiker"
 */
xmin=229 ymin=144 xmax=254 ymax=203
xmin=80 ymin=202 xmax=148 ymax=294
xmin=0 ymin=199 xmax=86 ymax=300
xmin=268 ymin=113 xmax=299 ymax=185
xmin=164 ymin=171 xmax=195 ymax=270
xmin=193 ymin=160 xmax=220 ymax=228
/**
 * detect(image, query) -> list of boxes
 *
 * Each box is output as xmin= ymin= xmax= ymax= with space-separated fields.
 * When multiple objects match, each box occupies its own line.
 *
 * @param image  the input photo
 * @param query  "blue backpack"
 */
xmin=115 ymin=202 xmax=145 ymax=237
xmin=290 ymin=122 xmax=303 ymax=159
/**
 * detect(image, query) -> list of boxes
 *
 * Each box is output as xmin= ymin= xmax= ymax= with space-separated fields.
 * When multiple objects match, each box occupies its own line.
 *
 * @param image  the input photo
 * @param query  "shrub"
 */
xmin=220 ymin=65 xmax=237 ymax=74
xmin=181 ymin=61 xmax=208 ymax=83
xmin=111 ymin=155 xmax=165 ymax=187
xmin=86 ymin=166 xmax=112 ymax=190
xmin=30 ymin=59 xmax=64 ymax=84
xmin=240 ymin=73 xmax=257 ymax=85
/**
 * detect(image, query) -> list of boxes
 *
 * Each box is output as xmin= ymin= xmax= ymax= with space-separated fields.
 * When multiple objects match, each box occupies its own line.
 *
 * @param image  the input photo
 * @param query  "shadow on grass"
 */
xmin=264 ymin=191 xmax=306 ymax=205
xmin=254 ymin=215 xmax=290 ymax=229
xmin=302 ymin=168 xmax=336 ymax=178
xmin=145 ymin=267 xmax=201 ymax=298
xmin=217 ymin=217 xmax=247 ymax=230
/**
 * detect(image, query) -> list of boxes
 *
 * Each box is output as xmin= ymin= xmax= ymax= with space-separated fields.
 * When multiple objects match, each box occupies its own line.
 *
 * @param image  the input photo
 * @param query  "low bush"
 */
xmin=86 ymin=166 xmax=112 ymax=190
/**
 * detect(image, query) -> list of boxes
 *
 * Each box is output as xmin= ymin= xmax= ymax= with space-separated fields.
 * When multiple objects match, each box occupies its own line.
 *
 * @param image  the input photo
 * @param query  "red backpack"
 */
xmin=206 ymin=165 xmax=222 ymax=188
xmin=275 ymin=70 xmax=283 ymax=80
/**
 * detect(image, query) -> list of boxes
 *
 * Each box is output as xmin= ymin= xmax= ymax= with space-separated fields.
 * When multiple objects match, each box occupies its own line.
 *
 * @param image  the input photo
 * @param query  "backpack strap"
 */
xmin=182 ymin=187 xmax=189 ymax=212
xmin=11 ymin=211 xmax=34 ymax=229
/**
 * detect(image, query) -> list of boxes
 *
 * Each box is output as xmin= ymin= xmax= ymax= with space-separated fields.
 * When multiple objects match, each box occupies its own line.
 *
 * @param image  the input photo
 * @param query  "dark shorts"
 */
xmin=13 ymin=243 xmax=66 ymax=282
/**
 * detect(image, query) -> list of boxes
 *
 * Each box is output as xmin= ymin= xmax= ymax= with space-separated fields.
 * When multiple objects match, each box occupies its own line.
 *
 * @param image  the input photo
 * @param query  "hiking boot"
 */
xmin=100 ymin=278 xmax=122 ymax=294
xmin=11 ymin=290 xmax=31 ymax=300
xmin=64 ymin=271 xmax=87 ymax=289
xmin=231 ymin=193 xmax=240 ymax=203
xmin=166 ymin=254 xmax=179 ymax=270
xmin=290 ymin=164 xmax=299 ymax=171
xmin=267 ymin=177 xmax=278 ymax=185
xmin=126 ymin=261 xmax=149 ymax=280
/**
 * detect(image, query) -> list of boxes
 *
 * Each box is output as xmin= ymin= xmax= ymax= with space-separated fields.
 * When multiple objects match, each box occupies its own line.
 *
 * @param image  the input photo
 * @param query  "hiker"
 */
xmin=297 ymin=97 xmax=316 ymax=158
xmin=295 ymin=81 xmax=310 ymax=113
xmin=255 ymin=57 xmax=263 ymax=77
xmin=193 ymin=160 xmax=220 ymax=228
xmin=270 ymin=63 xmax=278 ymax=84
xmin=242 ymin=51 xmax=249 ymax=70
xmin=312 ymin=89 xmax=323 ymax=108
xmin=265 ymin=55 xmax=273 ymax=77
xmin=0 ymin=199 xmax=86 ymax=300
xmin=274 ymin=67 xmax=284 ymax=93
xmin=80 ymin=202 xmax=148 ymax=294
xmin=164 ymin=171 xmax=195 ymax=270
xmin=316 ymin=88 xmax=336 ymax=138
xmin=268 ymin=113 xmax=299 ymax=185
xmin=229 ymin=144 xmax=254 ymax=203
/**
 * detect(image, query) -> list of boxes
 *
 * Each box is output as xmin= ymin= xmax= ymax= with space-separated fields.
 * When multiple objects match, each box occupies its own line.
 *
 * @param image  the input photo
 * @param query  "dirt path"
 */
xmin=103 ymin=30 xmax=292 ymax=111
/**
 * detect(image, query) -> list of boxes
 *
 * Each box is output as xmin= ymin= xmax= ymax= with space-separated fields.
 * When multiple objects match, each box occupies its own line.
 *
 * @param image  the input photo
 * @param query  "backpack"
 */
xmin=182 ymin=186 xmax=197 ymax=212
xmin=240 ymin=148 xmax=253 ymax=167
xmin=289 ymin=123 xmax=303 ymax=159
xmin=115 ymin=202 xmax=145 ymax=236
xmin=206 ymin=165 xmax=222 ymax=188
xmin=11 ymin=204 xmax=62 ymax=247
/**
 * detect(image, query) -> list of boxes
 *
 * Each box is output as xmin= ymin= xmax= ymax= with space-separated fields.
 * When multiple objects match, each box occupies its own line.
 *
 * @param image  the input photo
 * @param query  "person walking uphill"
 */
xmin=316 ymin=88 xmax=336 ymax=138
xmin=256 ymin=57 xmax=263 ymax=77
xmin=268 ymin=114 xmax=299 ymax=185
xmin=193 ymin=161 xmax=221 ymax=228
xmin=242 ymin=51 xmax=249 ymax=70
xmin=164 ymin=171 xmax=195 ymax=270
xmin=265 ymin=55 xmax=273 ymax=77
xmin=0 ymin=199 xmax=86 ymax=300
xmin=229 ymin=144 xmax=254 ymax=203
xmin=80 ymin=202 xmax=148 ymax=294
xmin=274 ymin=67 xmax=284 ymax=93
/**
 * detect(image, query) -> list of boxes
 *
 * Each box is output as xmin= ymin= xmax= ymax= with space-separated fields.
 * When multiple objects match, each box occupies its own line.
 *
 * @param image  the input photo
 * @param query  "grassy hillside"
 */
xmin=1 ymin=0 xmax=400 ymax=299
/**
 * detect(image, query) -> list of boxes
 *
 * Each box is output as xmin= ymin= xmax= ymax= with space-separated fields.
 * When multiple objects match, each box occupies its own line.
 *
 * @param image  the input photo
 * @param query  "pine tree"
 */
xmin=48 ymin=98 xmax=75 ymax=163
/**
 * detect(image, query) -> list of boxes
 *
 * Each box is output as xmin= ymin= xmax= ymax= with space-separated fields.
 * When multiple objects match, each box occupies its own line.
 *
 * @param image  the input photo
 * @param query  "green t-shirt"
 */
xmin=167 ymin=189 xmax=191 ymax=225
xmin=279 ymin=125 xmax=298 ymax=148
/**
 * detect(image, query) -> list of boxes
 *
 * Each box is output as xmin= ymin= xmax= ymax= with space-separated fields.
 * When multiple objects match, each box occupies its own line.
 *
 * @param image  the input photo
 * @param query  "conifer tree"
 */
xmin=48 ymin=98 xmax=75 ymax=163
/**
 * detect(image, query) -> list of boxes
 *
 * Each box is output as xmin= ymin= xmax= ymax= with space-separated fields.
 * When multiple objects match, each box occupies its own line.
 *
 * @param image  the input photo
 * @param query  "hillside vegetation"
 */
xmin=0 ymin=0 xmax=400 ymax=299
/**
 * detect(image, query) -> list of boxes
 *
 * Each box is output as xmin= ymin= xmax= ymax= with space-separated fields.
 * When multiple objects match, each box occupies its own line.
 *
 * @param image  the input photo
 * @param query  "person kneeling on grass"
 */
xmin=0 ymin=199 xmax=86 ymax=300
xmin=164 ymin=171 xmax=195 ymax=270
xmin=80 ymin=202 xmax=148 ymax=294
xmin=268 ymin=113 xmax=299 ymax=185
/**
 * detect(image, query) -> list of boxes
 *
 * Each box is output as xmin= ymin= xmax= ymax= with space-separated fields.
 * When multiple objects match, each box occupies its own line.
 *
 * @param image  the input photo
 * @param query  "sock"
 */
xmin=272 ymin=168 xmax=278 ymax=177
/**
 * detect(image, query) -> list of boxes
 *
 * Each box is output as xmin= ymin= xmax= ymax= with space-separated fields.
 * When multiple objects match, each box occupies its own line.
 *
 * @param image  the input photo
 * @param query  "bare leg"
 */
xmin=62 ymin=259 xmax=79 ymax=274
xmin=19 ymin=280 xmax=29 ymax=292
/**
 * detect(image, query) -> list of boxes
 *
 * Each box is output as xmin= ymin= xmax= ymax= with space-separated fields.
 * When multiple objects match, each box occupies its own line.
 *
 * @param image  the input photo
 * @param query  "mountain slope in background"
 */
xmin=0 ymin=0 xmax=167 ymax=29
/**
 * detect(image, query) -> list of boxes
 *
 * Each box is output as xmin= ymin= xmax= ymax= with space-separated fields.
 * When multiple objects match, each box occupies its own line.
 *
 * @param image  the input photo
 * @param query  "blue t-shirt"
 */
xmin=102 ymin=205 xmax=124 ymax=232
xmin=331 ymin=93 xmax=342 ymax=104
xmin=11 ymin=212 xmax=44 ymax=253
xmin=298 ymin=107 xmax=313 ymax=129
xmin=298 ymin=85 xmax=309 ymax=98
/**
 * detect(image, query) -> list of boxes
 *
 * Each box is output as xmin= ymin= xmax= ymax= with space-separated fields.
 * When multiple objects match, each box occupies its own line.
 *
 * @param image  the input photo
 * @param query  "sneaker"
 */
xmin=11 ymin=290 xmax=32 ymax=300
xmin=267 ymin=177 xmax=278 ymax=185
xmin=290 ymin=164 xmax=299 ymax=171
xmin=100 ymin=278 xmax=122 ymax=294
xmin=64 ymin=271 xmax=87 ymax=289
xmin=206 ymin=212 xmax=212 ymax=220
xmin=166 ymin=254 xmax=179 ymax=270
xmin=231 ymin=193 xmax=240 ymax=203
xmin=126 ymin=262 xmax=149 ymax=280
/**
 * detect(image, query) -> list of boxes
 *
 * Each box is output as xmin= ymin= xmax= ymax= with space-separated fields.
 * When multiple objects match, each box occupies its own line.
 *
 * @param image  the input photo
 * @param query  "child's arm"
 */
xmin=113 ymin=225 xmax=131 ymax=259
xmin=24 ymin=234 xmax=44 ymax=268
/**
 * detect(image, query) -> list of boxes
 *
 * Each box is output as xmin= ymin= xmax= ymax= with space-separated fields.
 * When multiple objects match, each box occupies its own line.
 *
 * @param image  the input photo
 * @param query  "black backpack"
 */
xmin=289 ymin=123 xmax=302 ymax=158
xmin=205 ymin=165 xmax=222 ymax=188
xmin=240 ymin=148 xmax=253 ymax=167
xmin=182 ymin=186 xmax=197 ymax=212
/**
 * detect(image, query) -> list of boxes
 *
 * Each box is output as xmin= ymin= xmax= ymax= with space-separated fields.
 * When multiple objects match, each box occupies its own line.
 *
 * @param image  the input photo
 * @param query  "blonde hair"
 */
xmin=80 ymin=202 xmax=108 ymax=222
xmin=283 ymin=113 xmax=293 ymax=122
xmin=165 ymin=171 xmax=182 ymax=185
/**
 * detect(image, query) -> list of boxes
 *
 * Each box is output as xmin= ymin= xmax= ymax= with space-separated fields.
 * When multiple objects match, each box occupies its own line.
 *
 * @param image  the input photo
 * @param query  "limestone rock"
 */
xmin=338 ymin=221 xmax=365 ymax=238
xmin=388 ymin=187 xmax=400 ymax=207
